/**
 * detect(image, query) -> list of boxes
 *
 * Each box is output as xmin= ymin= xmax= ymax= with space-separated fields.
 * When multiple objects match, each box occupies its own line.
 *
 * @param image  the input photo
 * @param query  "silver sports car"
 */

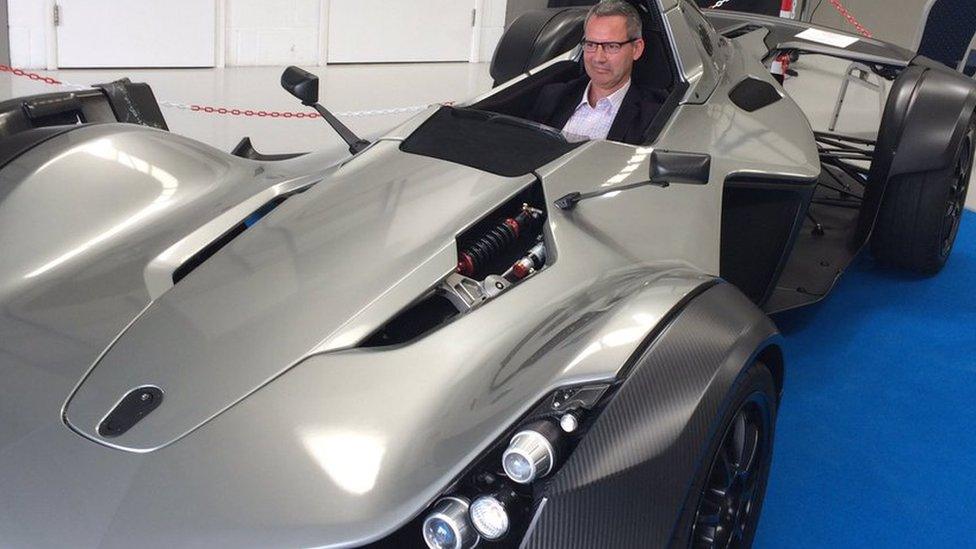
xmin=1 ymin=1 xmax=972 ymax=547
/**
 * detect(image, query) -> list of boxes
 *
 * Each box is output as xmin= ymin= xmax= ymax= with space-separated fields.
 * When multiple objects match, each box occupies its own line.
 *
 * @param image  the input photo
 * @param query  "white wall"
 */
xmin=475 ymin=0 xmax=508 ymax=63
xmin=1 ymin=0 xmax=11 ymax=64
xmin=7 ymin=0 xmax=507 ymax=68
xmin=226 ymin=0 xmax=320 ymax=66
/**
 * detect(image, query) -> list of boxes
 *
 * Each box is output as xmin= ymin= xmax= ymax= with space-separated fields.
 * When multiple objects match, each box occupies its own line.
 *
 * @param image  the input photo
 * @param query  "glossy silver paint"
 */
xmin=0 ymin=3 xmax=820 ymax=546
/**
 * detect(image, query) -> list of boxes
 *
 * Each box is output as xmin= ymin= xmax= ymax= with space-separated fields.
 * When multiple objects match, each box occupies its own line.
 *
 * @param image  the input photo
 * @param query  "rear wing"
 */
xmin=0 ymin=78 xmax=167 ymax=139
xmin=0 ymin=78 xmax=167 ymax=170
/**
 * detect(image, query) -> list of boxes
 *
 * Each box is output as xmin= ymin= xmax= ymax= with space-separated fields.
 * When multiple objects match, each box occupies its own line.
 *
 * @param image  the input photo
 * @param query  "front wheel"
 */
xmin=673 ymin=361 xmax=778 ymax=549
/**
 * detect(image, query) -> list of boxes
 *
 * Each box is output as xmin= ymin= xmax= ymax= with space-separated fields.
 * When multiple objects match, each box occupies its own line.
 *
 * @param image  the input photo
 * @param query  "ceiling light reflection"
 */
xmin=301 ymin=429 xmax=387 ymax=495
xmin=603 ymin=149 xmax=652 ymax=186
xmin=24 ymin=140 xmax=179 ymax=279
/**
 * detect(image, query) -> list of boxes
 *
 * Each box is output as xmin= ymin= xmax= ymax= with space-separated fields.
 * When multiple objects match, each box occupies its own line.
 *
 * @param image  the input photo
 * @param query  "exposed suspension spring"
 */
xmin=457 ymin=205 xmax=543 ymax=277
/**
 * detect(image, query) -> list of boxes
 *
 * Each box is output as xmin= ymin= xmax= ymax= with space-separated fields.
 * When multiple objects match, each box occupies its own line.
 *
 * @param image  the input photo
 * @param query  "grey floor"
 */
xmin=1 ymin=57 xmax=974 ymax=210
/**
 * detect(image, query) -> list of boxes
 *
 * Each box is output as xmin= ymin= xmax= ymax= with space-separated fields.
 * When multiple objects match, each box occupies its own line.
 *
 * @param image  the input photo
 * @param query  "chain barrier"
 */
xmin=827 ymin=0 xmax=874 ymax=38
xmin=704 ymin=0 xmax=873 ymax=39
xmin=3 ymin=64 xmax=431 ymax=119
xmin=0 ymin=64 xmax=63 ymax=85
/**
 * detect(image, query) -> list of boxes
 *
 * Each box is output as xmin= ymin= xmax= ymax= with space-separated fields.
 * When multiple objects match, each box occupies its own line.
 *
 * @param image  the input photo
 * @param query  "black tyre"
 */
xmin=871 ymin=117 xmax=975 ymax=274
xmin=672 ymin=361 xmax=778 ymax=549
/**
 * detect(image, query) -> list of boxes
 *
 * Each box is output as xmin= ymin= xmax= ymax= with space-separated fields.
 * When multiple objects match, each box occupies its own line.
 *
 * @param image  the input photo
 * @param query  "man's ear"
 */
xmin=632 ymin=38 xmax=646 ymax=61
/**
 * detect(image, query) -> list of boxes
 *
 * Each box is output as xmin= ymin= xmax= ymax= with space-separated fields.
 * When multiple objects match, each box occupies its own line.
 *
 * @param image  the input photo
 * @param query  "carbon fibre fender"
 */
xmin=857 ymin=60 xmax=976 ymax=242
xmin=521 ymin=282 xmax=782 ymax=549
xmin=883 ymin=61 xmax=976 ymax=181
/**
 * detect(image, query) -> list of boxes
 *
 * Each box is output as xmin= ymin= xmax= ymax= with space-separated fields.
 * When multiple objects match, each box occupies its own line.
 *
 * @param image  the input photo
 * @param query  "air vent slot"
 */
xmin=729 ymin=77 xmax=781 ymax=112
xmin=722 ymin=23 xmax=764 ymax=39
xmin=360 ymin=294 xmax=460 ymax=348
xmin=172 ymin=194 xmax=291 ymax=285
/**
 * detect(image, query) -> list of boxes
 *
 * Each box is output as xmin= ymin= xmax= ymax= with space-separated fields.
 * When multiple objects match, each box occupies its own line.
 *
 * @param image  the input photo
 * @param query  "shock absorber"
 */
xmin=457 ymin=205 xmax=543 ymax=277
xmin=508 ymin=241 xmax=547 ymax=280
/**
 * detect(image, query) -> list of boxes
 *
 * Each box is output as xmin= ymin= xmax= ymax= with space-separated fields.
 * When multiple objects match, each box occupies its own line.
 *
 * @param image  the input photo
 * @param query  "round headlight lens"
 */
xmin=502 ymin=451 xmax=535 ymax=483
xmin=469 ymin=495 xmax=510 ymax=540
xmin=422 ymin=497 xmax=479 ymax=549
xmin=423 ymin=519 xmax=457 ymax=548
xmin=502 ymin=430 xmax=555 ymax=484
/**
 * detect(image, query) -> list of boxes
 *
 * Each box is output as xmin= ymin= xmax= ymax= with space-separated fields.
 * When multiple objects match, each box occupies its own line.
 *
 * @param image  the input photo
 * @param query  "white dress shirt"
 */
xmin=562 ymin=79 xmax=632 ymax=141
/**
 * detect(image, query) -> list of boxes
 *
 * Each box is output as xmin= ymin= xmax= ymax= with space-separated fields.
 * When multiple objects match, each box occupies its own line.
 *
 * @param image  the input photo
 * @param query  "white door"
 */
xmin=57 ymin=0 xmax=215 ymax=68
xmin=328 ymin=0 xmax=474 ymax=63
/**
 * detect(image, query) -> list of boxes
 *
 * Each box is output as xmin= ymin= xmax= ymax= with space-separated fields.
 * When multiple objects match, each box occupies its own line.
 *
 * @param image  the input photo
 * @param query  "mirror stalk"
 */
xmin=554 ymin=150 xmax=710 ymax=210
xmin=281 ymin=66 xmax=370 ymax=155
xmin=312 ymin=104 xmax=371 ymax=154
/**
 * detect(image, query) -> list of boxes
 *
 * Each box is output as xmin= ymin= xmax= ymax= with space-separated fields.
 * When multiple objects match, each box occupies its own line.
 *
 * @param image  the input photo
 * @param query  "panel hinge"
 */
xmin=471 ymin=8 xmax=477 ymax=27
xmin=53 ymin=4 xmax=61 ymax=27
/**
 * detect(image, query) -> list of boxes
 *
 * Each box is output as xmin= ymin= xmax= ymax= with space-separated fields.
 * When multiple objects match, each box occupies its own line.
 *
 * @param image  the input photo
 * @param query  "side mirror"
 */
xmin=649 ymin=150 xmax=711 ymax=185
xmin=281 ymin=66 xmax=319 ymax=106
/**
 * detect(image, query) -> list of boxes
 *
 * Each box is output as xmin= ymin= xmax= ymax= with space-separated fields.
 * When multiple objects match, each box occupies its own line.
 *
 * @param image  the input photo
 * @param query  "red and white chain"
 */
xmin=2 ymin=64 xmax=429 ymax=119
xmin=827 ymin=0 xmax=873 ymax=38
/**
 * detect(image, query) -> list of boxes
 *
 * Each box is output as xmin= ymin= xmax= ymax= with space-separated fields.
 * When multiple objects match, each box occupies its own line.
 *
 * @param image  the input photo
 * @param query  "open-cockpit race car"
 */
xmin=0 ymin=1 xmax=972 ymax=547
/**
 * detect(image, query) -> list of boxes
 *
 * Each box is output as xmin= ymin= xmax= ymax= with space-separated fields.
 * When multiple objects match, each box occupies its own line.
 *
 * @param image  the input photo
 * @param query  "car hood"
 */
xmin=62 ymin=139 xmax=536 ymax=452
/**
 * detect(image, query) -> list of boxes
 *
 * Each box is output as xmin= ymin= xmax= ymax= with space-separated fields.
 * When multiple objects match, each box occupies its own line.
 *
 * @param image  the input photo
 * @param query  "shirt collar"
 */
xmin=577 ymin=79 xmax=632 ymax=111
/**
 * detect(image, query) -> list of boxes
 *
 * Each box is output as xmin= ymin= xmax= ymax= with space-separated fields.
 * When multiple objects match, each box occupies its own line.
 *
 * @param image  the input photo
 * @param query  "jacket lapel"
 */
xmin=607 ymin=84 xmax=642 ymax=143
xmin=551 ymin=78 xmax=589 ymax=130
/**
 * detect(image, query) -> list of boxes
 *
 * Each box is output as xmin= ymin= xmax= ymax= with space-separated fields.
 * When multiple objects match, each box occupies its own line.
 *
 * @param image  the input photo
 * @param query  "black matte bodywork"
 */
xmin=399 ymin=107 xmax=584 ymax=177
xmin=521 ymin=283 xmax=782 ymax=548
xmin=721 ymin=175 xmax=817 ymax=305
xmin=856 ymin=60 xmax=976 ymax=243
xmin=728 ymin=77 xmax=782 ymax=112
xmin=490 ymin=8 xmax=588 ymax=86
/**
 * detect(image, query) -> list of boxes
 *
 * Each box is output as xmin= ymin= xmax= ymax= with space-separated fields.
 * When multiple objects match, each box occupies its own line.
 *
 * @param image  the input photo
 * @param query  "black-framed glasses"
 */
xmin=580 ymin=38 xmax=638 ymax=54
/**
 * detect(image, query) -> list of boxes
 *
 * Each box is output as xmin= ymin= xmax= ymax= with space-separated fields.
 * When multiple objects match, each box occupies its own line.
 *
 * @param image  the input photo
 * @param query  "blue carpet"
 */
xmin=755 ymin=211 xmax=976 ymax=548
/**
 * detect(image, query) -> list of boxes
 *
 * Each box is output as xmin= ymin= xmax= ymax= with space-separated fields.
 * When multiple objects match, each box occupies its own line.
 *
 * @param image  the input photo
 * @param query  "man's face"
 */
xmin=583 ymin=15 xmax=645 ymax=91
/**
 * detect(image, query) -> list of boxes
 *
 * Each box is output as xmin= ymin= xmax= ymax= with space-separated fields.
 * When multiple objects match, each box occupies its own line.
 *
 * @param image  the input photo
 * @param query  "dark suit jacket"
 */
xmin=526 ymin=76 xmax=668 ymax=145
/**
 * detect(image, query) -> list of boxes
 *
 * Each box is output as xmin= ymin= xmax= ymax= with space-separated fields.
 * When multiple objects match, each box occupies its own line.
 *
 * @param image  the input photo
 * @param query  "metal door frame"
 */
xmin=1 ymin=0 xmax=10 ymax=65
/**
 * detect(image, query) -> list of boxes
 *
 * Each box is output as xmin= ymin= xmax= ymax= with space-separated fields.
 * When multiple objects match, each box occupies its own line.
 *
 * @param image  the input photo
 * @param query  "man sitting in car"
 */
xmin=527 ymin=0 xmax=664 ymax=145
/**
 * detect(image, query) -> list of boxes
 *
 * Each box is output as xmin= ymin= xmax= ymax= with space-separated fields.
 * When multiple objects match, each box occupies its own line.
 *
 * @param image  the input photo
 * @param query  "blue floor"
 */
xmin=755 ymin=212 xmax=976 ymax=548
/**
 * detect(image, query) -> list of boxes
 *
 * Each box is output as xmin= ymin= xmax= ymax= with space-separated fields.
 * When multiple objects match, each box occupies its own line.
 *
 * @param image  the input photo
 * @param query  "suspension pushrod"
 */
xmin=814 ymin=130 xmax=877 ymax=146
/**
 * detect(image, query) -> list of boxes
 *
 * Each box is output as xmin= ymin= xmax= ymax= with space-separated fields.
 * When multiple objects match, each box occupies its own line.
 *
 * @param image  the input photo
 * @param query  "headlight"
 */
xmin=501 ymin=420 xmax=561 ymax=484
xmin=404 ymin=383 xmax=612 ymax=547
xmin=469 ymin=492 xmax=514 ymax=540
xmin=422 ymin=497 xmax=479 ymax=549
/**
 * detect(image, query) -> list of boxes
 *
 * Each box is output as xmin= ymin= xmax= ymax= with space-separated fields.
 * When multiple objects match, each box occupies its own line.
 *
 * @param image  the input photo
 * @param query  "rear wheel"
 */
xmin=871 ymin=118 xmax=975 ymax=274
xmin=673 ymin=361 xmax=777 ymax=549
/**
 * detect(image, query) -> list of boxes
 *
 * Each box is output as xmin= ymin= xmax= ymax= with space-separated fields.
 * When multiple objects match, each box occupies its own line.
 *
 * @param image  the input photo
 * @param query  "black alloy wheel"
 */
xmin=941 ymin=129 xmax=973 ymax=258
xmin=691 ymin=393 xmax=772 ymax=549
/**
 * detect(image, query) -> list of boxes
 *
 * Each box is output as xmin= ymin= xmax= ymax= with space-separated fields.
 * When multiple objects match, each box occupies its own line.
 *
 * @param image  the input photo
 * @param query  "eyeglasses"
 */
xmin=580 ymin=38 xmax=638 ymax=54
